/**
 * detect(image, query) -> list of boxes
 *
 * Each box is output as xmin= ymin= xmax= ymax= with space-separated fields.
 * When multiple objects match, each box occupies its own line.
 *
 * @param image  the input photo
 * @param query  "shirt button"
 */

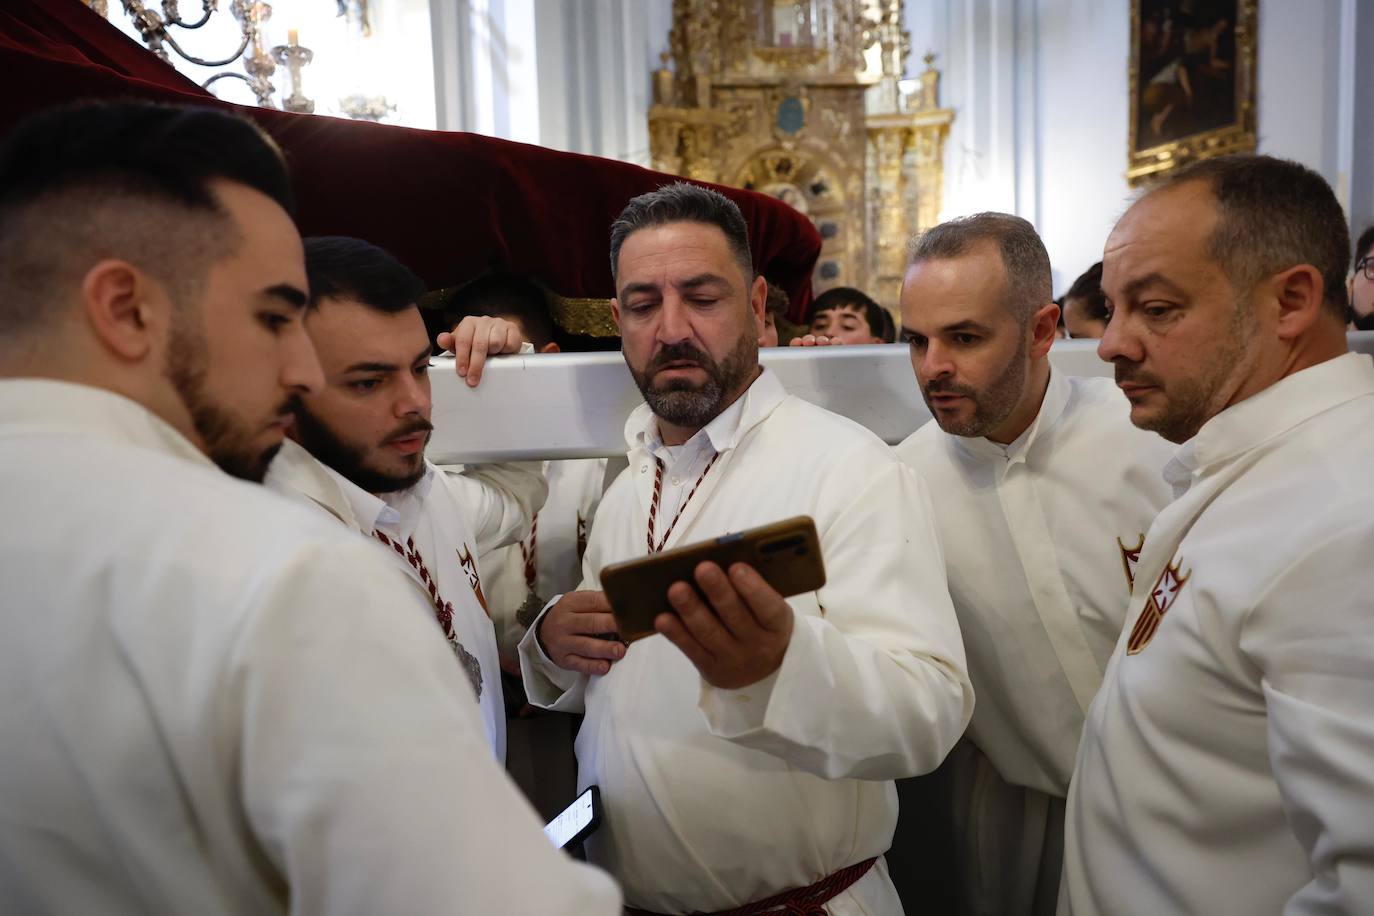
xmin=671 ymin=477 xmax=681 ymax=487
xmin=640 ymin=465 xmax=648 ymax=474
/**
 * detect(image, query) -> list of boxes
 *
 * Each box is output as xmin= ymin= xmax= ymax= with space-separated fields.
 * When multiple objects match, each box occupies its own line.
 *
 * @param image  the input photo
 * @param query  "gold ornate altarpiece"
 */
xmin=649 ymin=0 xmax=952 ymax=311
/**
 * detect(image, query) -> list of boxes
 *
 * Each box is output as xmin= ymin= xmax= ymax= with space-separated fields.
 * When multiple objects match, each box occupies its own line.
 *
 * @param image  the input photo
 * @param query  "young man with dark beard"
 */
xmin=518 ymin=182 xmax=972 ymax=915
xmin=893 ymin=213 xmax=1174 ymax=916
xmin=264 ymin=236 xmax=546 ymax=759
xmin=0 ymin=102 xmax=617 ymax=914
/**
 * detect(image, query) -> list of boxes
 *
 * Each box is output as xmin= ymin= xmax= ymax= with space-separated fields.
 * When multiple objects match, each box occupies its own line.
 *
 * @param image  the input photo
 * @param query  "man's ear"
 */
xmin=610 ymin=296 xmax=622 ymax=326
xmin=539 ymin=341 xmax=561 ymax=354
xmin=1028 ymin=301 xmax=1059 ymax=359
xmin=1270 ymin=264 xmax=1328 ymax=339
xmin=749 ymin=275 xmax=768 ymax=325
xmin=81 ymin=260 xmax=166 ymax=363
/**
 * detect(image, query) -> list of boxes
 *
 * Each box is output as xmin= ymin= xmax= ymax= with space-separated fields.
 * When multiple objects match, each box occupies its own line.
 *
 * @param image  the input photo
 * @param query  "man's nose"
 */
xmin=282 ymin=324 xmax=324 ymax=395
xmin=1097 ymin=311 xmax=1141 ymax=365
xmin=395 ymin=370 xmax=431 ymax=417
xmin=919 ymin=342 xmax=955 ymax=383
xmin=657 ymin=298 xmax=693 ymax=345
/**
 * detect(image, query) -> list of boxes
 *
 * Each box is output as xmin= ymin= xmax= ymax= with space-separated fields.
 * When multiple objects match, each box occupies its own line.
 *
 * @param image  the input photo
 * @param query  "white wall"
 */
xmin=906 ymin=0 xmax=1370 ymax=294
xmin=432 ymin=0 xmax=673 ymax=164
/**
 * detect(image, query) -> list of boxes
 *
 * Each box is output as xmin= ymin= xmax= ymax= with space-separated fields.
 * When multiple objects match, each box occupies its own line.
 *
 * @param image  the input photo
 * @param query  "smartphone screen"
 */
xmin=543 ymin=786 xmax=600 ymax=849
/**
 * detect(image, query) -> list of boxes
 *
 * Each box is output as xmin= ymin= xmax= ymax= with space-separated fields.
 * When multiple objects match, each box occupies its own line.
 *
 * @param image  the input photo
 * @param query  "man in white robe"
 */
xmin=1061 ymin=155 xmax=1374 ymax=914
xmin=425 ymin=272 xmax=610 ymax=814
xmin=892 ymin=213 xmax=1174 ymax=915
xmin=0 ymin=100 xmax=619 ymax=914
xmin=264 ymin=236 xmax=545 ymax=759
xmin=519 ymin=182 xmax=972 ymax=915
xmin=438 ymin=272 xmax=610 ymax=662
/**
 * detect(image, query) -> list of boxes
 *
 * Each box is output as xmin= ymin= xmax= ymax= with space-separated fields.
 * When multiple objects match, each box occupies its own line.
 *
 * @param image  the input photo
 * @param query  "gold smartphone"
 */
xmin=599 ymin=515 xmax=826 ymax=643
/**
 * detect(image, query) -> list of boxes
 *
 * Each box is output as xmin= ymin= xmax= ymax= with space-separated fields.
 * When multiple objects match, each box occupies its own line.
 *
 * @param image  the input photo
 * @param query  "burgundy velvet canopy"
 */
xmin=0 ymin=0 xmax=820 ymax=327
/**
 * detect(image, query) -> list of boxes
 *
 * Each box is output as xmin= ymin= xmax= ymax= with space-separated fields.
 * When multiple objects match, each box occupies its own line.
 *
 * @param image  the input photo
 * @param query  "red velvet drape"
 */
xmin=0 ymin=0 xmax=820 ymax=318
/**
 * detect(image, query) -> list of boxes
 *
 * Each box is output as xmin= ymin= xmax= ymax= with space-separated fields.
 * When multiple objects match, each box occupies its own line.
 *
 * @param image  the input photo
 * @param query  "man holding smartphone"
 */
xmin=520 ymin=182 xmax=972 ymax=915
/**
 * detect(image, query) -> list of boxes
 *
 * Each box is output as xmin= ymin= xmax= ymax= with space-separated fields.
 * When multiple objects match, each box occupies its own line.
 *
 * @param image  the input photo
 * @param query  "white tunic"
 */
xmin=1061 ymin=352 xmax=1374 ymax=915
xmin=482 ymin=458 xmax=609 ymax=660
xmin=897 ymin=371 xmax=1174 ymax=797
xmin=0 ymin=380 xmax=619 ymax=915
xmin=520 ymin=368 xmax=973 ymax=914
xmin=265 ymin=439 xmax=545 ymax=759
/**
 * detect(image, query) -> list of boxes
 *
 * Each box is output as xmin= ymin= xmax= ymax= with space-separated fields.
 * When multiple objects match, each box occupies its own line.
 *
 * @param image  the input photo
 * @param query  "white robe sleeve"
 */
xmin=515 ymin=490 xmax=621 ymax=712
xmin=698 ymin=458 xmax=974 ymax=781
xmin=438 ymin=461 xmax=548 ymax=554
xmin=1241 ymin=519 xmax=1374 ymax=914
xmin=516 ymin=597 xmax=589 ymax=713
xmin=233 ymin=540 xmax=619 ymax=914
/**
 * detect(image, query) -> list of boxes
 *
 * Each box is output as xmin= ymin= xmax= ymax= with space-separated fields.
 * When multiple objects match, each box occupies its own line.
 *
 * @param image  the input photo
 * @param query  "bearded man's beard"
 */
xmin=921 ymin=349 xmax=1027 ymax=439
xmin=163 ymin=312 xmax=284 ymax=483
xmin=292 ymin=400 xmax=433 ymax=494
xmin=630 ymin=333 xmax=759 ymax=430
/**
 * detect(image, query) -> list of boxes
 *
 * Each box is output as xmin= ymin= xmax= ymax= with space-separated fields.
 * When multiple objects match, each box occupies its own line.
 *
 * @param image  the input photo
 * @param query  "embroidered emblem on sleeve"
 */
xmin=576 ymin=511 xmax=589 ymax=562
xmin=1126 ymin=558 xmax=1191 ymax=655
xmin=456 ymin=543 xmax=491 ymax=616
xmin=1117 ymin=534 xmax=1145 ymax=590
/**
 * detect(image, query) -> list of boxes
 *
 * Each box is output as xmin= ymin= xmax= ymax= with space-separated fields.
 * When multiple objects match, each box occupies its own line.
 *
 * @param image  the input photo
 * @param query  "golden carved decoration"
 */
xmin=649 ymin=0 xmax=953 ymax=312
xmin=547 ymin=295 xmax=619 ymax=338
xmin=1127 ymin=0 xmax=1257 ymax=187
xmin=421 ymin=284 xmax=620 ymax=339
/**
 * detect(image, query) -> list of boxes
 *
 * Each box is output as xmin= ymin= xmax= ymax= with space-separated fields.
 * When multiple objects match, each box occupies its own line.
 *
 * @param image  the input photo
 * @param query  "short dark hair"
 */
xmin=1354 ymin=225 xmax=1374 ymax=268
xmin=303 ymin=236 xmax=425 ymax=313
xmin=1158 ymin=154 xmax=1350 ymax=319
xmin=0 ymin=100 xmax=293 ymax=336
xmin=763 ymin=280 xmax=790 ymax=318
xmin=449 ymin=271 xmax=555 ymax=349
xmin=806 ymin=287 xmax=894 ymax=342
xmin=1064 ymin=261 xmax=1108 ymax=322
xmin=909 ymin=212 xmax=1052 ymax=323
xmin=609 ymin=182 xmax=753 ymax=284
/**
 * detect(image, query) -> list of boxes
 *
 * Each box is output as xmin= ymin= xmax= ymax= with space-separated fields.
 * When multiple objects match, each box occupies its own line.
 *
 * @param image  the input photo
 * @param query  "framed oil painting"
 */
xmin=1128 ymin=0 xmax=1257 ymax=186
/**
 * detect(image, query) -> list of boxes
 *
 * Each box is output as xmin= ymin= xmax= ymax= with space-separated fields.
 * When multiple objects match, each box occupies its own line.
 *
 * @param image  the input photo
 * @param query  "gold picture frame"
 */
xmin=1128 ymin=0 xmax=1257 ymax=187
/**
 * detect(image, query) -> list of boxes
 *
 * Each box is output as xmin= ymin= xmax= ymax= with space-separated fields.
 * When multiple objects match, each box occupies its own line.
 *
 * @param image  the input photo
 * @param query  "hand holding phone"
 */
xmin=599 ymin=516 xmax=825 ymax=643
xmin=657 ymin=560 xmax=796 ymax=690
xmin=536 ymin=590 xmax=625 ymax=676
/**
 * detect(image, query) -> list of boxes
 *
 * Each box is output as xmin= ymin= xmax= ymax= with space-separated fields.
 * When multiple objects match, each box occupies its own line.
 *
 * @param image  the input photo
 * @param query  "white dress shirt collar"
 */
xmin=1164 ymin=351 xmax=1374 ymax=497
xmin=953 ymin=366 xmax=1071 ymax=466
xmin=317 ymin=459 xmax=436 ymax=534
xmin=625 ymin=367 xmax=788 ymax=460
xmin=0 ymin=378 xmax=216 ymax=470
xmin=268 ymin=437 xmax=434 ymax=535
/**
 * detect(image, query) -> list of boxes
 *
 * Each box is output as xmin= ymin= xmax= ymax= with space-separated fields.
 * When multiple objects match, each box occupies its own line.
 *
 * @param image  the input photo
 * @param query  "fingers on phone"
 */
xmin=693 ymin=562 xmax=754 ymax=638
xmin=667 ymin=579 xmax=735 ymax=657
xmin=655 ymin=610 xmax=714 ymax=668
xmin=726 ymin=563 xmax=788 ymax=631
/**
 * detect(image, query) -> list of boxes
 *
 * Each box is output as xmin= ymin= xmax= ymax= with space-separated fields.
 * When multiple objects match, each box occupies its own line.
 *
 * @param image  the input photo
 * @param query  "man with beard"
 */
xmin=892 ymin=213 xmax=1173 ymax=916
xmin=518 ymin=182 xmax=972 ymax=915
xmin=1061 ymin=155 xmax=1374 ymax=914
xmin=0 ymin=101 xmax=619 ymax=914
xmin=265 ymin=236 xmax=546 ymax=758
